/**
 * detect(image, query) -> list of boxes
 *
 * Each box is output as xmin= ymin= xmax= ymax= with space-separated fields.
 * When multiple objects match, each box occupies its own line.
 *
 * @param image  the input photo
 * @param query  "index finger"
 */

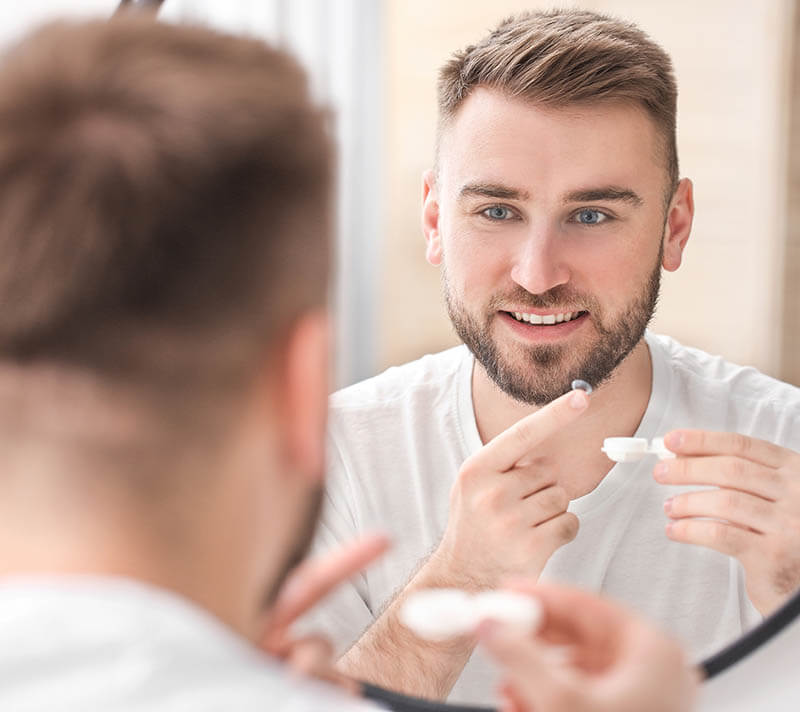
xmin=267 ymin=533 xmax=390 ymax=633
xmin=475 ymin=389 xmax=589 ymax=472
xmin=665 ymin=430 xmax=791 ymax=469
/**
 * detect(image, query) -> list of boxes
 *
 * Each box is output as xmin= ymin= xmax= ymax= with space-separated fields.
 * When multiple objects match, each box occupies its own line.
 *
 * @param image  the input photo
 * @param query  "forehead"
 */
xmin=437 ymin=88 xmax=666 ymax=201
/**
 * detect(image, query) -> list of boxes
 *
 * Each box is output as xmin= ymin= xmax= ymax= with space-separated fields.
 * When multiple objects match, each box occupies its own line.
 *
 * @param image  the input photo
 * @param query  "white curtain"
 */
xmin=160 ymin=0 xmax=383 ymax=388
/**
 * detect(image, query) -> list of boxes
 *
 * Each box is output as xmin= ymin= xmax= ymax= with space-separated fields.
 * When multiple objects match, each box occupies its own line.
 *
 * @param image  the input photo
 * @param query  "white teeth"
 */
xmin=510 ymin=311 xmax=582 ymax=325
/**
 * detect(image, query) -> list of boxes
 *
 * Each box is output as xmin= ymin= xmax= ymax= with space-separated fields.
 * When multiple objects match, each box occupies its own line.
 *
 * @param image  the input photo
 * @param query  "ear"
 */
xmin=422 ymin=169 xmax=443 ymax=266
xmin=280 ymin=309 xmax=330 ymax=484
xmin=662 ymin=178 xmax=694 ymax=272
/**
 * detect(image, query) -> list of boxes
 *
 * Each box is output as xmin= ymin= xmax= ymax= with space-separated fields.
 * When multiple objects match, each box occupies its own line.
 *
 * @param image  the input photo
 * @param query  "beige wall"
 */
xmin=380 ymin=0 xmax=797 ymax=382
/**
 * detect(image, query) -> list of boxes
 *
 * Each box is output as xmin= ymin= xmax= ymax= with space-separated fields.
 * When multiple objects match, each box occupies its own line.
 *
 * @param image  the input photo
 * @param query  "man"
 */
xmin=0 ymin=13 xmax=724 ymax=712
xmin=0 ymin=15 xmax=387 ymax=710
xmin=303 ymin=8 xmax=800 ymax=706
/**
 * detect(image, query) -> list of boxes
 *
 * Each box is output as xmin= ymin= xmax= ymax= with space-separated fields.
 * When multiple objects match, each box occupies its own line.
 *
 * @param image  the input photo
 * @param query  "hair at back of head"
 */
xmin=0 ymin=16 xmax=332 ymax=396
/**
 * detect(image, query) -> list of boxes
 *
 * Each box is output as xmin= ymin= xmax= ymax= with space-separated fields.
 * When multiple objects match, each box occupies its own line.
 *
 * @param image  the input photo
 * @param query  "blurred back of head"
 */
xmin=0 ymin=16 xmax=331 ymax=411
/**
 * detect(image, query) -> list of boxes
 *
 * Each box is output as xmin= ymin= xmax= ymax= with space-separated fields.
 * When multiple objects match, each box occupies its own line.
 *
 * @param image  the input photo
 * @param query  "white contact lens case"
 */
xmin=601 ymin=436 xmax=675 ymax=463
xmin=400 ymin=588 xmax=542 ymax=641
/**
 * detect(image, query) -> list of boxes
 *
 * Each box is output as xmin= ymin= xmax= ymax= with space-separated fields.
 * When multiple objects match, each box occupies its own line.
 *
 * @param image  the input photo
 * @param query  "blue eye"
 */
xmin=482 ymin=206 xmax=514 ymax=220
xmin=575 ymin=209 xmax=608 ymax=225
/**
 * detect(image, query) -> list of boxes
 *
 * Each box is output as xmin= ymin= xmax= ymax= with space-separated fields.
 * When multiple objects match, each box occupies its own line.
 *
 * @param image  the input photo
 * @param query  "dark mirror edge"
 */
xmin=700 ymin=585 xmax=800 ymax=679
xmin=361 ymin=587 xmax=800 ymax=711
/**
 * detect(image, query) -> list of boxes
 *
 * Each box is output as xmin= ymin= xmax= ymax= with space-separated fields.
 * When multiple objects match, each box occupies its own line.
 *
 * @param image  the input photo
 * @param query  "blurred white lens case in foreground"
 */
xmin=400 ymin=588 xmax=542 ymax=641
xmin=601 ymin=436 xmax=676 ymax=463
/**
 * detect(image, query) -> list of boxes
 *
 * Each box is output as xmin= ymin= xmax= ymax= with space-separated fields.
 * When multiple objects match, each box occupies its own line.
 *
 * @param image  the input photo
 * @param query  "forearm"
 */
xmin=337 ymin=556 xmax=478 ymax=700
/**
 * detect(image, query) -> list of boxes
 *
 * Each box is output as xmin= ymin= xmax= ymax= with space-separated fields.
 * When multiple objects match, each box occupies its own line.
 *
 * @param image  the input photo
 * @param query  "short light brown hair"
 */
xmin=437 ymin=9 xmax=679 ymax=193
xmin=0 ymin=17 xmax=331 ymax=395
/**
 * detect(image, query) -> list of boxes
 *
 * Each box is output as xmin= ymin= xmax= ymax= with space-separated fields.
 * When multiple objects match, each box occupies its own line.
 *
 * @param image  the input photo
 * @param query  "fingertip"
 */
xmin=664 ymin=431 xmax=683 ymax=450
xmin=568 ymin=390 xmax=589 ymax=410
xmin=364 ymin=531 xmax=392 ymax=551
xmin=477 ymin=619 xmax=499 ymax=641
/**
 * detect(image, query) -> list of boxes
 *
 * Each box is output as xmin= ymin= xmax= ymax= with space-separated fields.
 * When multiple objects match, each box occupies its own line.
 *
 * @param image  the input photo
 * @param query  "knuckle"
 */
xmin=499 ymin=511 xmax=522 ymax=535
xmin=709 ymin=522 xmax=739 ymax=554
xmin=672 ymin=458 xmax=688 ymax=481
xmin=768 ymin=467 xmax=786 ymax=493
xmin=669 ymin=495 xmax=685 ymax=516
xmin=549 ymin=485 xmax=569 ymax=512
xmin=731 ymin=432 xmax=752 ymax=457
xmin=458 ymin=456 xmax=481 ymax=483
xmin=727 ymin=457 xmax=747 ymax=481
xmin=512 ymin=420 xmax=535 ymax=451
xmin=721 ymin=489 xmax=741 ymax=512
xmin=474 ymin=487 xmax=504 ymax=514
xmin=690 ymin=429 xmax=707 ymax=452
xmin=559 ymin=513 xmax=580 ymax=542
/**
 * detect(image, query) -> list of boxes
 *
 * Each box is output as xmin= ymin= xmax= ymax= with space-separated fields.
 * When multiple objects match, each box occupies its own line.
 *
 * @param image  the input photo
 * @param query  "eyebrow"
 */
xmin=458 ymin=182 xmax=531 ymax=202
xmin=458 ymin=182 xmax=644 ymax=207
xmin=564 ymin=187 xmax=643 ymax=207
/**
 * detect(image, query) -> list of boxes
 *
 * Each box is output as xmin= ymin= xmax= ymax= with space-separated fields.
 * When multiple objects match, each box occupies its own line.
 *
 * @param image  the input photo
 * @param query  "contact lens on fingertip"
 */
xmin=571 ymin=379 xmax=593 ymax=394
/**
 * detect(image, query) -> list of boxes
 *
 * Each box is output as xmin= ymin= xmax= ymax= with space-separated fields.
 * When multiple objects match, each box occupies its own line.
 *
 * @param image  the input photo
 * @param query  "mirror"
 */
xmin=303 ymin=0 xmax=800 ymax=708
xmin=147 ymin=0 xmax=800 ymax=707
xmin=360 ymin=584 xmax=800 ymax=711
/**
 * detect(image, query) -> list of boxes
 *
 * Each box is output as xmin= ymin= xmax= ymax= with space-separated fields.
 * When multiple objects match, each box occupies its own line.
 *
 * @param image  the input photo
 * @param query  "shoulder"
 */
xmin=650 ymin=333 xmax=800 ymax=406
xmin=329 ymin=345 xmax=469 ymax=413
xmin=648 ymin=333 xmax=800 ymax=442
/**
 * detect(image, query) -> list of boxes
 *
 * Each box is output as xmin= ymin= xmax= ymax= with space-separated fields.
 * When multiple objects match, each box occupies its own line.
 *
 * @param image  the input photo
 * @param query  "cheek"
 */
xmin=562 ymin=228 xmax=660 ymax=304
xmin=443 ymin=218 xmax=519 ymax=279
xmin=443 ymin=236 xmax=510 ymax=296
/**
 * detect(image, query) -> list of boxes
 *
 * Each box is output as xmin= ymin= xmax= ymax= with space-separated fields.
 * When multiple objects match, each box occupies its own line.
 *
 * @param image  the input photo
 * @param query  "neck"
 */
xmin=0 ymin=444 xmax=259 ymax=633
xmin=471 ymin=338 xmax=653 ymax=498
xmin=0 ymin=362 xmax=294 ymax=641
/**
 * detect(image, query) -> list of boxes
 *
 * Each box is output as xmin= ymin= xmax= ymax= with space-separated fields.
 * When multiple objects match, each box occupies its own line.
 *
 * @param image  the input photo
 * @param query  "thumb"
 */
xmin=480 ymin=622 xmax=587 ymax=712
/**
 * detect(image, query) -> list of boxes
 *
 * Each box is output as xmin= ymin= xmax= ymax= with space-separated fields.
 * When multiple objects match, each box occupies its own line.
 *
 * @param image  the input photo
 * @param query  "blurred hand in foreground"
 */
xmin=261 ymin=533 xmax=389 ymax=692
xmin=479 ymin=582 xmax=699 ymax=712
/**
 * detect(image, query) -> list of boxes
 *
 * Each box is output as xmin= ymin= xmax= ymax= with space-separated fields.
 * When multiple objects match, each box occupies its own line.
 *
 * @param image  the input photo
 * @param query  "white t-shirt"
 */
xmin=304 ymin=332 xmax=800 ymax=706
xmin=0 ymin=576 xmax=377 ymax=712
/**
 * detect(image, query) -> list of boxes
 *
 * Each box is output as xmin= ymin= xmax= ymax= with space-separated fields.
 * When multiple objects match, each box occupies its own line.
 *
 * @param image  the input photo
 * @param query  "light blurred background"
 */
xmin=1 ymin=0 xmax=798 ymax=388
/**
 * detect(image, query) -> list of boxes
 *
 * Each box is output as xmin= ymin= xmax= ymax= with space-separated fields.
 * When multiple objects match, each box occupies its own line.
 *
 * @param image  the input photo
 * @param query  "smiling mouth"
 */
xmin=504 ymin=310 xmax=588 ymax=325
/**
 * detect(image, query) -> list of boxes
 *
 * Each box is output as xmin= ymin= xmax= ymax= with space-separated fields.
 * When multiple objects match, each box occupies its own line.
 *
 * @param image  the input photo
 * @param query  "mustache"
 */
xmin=487 ymin=284 xmax=599 ymax=312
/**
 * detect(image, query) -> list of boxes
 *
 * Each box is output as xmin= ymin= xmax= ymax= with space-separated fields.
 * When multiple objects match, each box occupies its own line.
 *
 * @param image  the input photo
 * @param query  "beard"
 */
xmin=444 ymin=245 xmax=663 ymax=406
xmin=262 ymin=482 xmax=324 ymax=609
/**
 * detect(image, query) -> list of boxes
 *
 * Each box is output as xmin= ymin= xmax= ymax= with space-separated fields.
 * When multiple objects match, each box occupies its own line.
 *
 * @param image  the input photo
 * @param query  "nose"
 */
xmin=509 ymin=224 xmax=570 ymax=296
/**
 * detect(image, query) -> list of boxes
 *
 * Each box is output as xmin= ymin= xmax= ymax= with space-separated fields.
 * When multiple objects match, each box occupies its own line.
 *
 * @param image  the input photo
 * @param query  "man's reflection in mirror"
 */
xmin=301 ymin=8 xmax=800 ymax=706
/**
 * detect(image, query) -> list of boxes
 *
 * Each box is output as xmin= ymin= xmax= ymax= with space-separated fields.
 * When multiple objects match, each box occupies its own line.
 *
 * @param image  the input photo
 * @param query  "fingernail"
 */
xmin=665 ymin=522 xmax=675 ymax=537
xmin=653 ymin=463 xmax=668 ymax=481
xmin=663 ymin=498 xmax=673 ymax=514
xmin=569 ymin=391 xmax=588 ymax=409
xmin=665 ymin=431 xmax=683 ymax=450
